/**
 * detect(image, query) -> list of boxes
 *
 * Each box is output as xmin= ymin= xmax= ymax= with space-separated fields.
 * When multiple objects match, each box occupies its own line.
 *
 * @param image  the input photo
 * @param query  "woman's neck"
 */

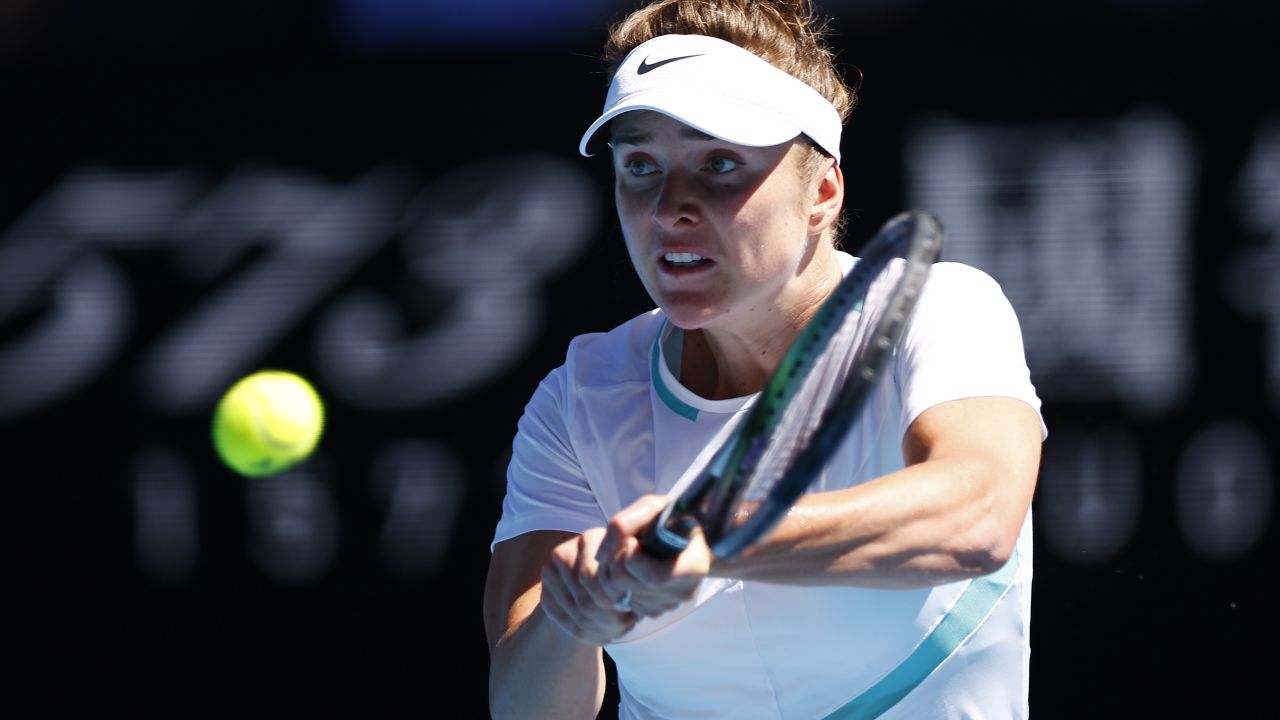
xmin=679 ymin=249 xmax=842 ymax=400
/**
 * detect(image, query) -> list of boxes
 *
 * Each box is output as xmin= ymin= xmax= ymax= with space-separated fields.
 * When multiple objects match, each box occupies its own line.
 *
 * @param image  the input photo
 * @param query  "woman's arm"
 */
xmin=484 ymin=530 xmax=611 ymax=720
xmin=716 ymin=395 xmax=1043 ymax=587
xmin=603 ymin=395 xmax=1042 ymax=603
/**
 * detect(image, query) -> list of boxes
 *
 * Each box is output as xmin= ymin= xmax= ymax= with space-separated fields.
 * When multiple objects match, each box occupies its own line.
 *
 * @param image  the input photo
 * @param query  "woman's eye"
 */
xmin=706 ymin=156 xmax=740 ymax=173
xmin=624 ymin=158 xmax=658 ymax=176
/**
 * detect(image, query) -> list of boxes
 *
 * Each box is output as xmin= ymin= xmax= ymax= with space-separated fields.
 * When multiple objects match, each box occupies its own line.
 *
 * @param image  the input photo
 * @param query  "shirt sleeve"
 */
xmin=893 ymin=262 xmax=1047 ymax=440
xmin=490 ymin=362 xmax=607 ymax=552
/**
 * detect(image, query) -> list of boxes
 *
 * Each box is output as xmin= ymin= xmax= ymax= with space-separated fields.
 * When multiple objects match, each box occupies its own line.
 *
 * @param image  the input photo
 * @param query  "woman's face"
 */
xmin=610 ymin=111 xmax=835 ymax=335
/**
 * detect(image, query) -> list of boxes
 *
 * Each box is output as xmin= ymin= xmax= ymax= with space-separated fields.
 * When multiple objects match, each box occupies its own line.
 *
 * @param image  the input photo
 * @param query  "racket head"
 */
xmin=641 ymin=209 xmax=944 ymax=560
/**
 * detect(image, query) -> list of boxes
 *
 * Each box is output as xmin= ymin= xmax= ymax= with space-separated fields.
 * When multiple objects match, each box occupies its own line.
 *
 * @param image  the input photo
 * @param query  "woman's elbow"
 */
xmin=965 ymin=514 xmax=1025 ymax=576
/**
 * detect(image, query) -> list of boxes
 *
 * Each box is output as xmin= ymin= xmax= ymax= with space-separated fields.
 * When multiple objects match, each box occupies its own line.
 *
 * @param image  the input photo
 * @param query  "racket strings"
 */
xmin=733 ymin=261 xmax=903 ymax=511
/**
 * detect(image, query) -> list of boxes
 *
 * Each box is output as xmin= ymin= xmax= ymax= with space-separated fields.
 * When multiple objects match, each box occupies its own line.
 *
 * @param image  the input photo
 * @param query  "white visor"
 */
xmin=579 ymin=34 xmax=842 ymax=163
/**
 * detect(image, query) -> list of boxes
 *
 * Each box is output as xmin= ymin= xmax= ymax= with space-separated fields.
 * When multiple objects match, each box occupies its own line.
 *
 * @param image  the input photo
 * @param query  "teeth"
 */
xmin=664 ymin=252 xmax=705 ymax=264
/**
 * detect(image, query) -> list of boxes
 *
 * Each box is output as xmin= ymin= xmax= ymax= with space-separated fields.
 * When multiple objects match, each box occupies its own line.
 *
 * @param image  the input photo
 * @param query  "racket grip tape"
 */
xmin=638 ymin=512 xmax=700 ymax=559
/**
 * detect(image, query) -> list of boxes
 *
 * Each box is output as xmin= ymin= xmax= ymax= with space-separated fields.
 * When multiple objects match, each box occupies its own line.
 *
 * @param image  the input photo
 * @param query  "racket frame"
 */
xmin=642 ymin=209 xmax=944 ymax=560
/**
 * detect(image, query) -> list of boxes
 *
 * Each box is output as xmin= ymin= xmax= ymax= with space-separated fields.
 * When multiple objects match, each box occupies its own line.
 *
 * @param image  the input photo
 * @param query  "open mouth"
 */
xmin=663 ymin=252 xmax=710 ymax=268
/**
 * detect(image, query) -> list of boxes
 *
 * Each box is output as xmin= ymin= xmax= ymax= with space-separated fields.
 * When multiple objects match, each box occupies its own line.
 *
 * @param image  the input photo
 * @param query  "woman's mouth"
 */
xmin=663 ymin=252 xmax=708 ymax=267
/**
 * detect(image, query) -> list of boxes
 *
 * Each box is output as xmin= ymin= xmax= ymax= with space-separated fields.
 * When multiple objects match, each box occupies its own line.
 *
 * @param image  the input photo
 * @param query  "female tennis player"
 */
xmin=484 ymin=1 xmax=1046 ymax=718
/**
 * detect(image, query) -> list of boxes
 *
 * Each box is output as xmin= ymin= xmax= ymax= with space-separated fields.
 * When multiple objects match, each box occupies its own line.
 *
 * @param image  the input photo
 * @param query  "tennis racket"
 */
xmin=639 ymin=209 xmax=943 ymax=560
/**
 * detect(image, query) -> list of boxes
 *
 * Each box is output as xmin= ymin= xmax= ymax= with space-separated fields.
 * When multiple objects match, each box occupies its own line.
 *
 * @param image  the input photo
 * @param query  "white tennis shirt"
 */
xmin=492 ymin=253 xmax=1046 ymax=719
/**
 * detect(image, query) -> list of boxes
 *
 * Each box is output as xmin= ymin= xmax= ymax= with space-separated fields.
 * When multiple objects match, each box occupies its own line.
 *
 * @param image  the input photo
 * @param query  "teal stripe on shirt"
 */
xmin=825 ymin=557 xmax=1019 ymax=719
xmin=651 ymin=324 xmax=698 ymax=421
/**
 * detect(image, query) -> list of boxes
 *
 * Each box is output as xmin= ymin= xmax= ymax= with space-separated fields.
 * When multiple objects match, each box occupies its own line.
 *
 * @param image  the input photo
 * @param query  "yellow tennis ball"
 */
xmin=212 ymin=370 xmax=325 ymax=478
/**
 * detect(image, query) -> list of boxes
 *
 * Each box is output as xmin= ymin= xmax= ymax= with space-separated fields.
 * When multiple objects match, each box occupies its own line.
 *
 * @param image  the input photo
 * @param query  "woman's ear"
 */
xmin=809 ymin=158 xmax=844 ymax=236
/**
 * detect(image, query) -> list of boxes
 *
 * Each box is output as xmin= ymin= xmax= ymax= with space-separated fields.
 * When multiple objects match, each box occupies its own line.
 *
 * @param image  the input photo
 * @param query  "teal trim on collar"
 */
xmin=651 ymin=323 xmax=699 ymax=421
xmin=825 ymin=557 xmax=1019 ymax=719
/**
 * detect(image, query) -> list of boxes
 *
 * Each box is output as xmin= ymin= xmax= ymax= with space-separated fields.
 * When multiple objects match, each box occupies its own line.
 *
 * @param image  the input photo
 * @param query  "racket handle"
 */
xmin=638 ymin=512 xmax=700 ymax=559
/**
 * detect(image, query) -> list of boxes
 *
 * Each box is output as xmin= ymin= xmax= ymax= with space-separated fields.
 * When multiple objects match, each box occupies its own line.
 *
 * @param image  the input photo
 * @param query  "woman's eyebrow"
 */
xmin=610 ymin=126 xmax=717 ymax=148
xmin=609 ymin=130 xmax=649 ymax=147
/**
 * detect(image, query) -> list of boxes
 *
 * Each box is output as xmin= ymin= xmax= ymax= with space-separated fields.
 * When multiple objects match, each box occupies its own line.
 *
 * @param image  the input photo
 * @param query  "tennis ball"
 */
xmin=212 ymin=370 xmax=325 ymax=478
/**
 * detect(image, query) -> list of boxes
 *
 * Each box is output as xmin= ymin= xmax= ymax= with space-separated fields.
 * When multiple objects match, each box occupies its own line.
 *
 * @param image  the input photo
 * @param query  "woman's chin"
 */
xmin=660 ymin=307 xmax=715 ymax=331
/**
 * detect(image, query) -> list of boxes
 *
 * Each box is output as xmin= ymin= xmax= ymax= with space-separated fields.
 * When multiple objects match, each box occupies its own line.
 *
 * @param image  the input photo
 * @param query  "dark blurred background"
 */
xmin=3 ymin=1 xmax=1277 ymax=717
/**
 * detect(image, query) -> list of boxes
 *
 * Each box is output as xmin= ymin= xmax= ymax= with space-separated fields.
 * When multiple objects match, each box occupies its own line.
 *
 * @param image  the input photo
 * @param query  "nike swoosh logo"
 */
xmin=637 ymin=53 xmax=705 ymax=75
